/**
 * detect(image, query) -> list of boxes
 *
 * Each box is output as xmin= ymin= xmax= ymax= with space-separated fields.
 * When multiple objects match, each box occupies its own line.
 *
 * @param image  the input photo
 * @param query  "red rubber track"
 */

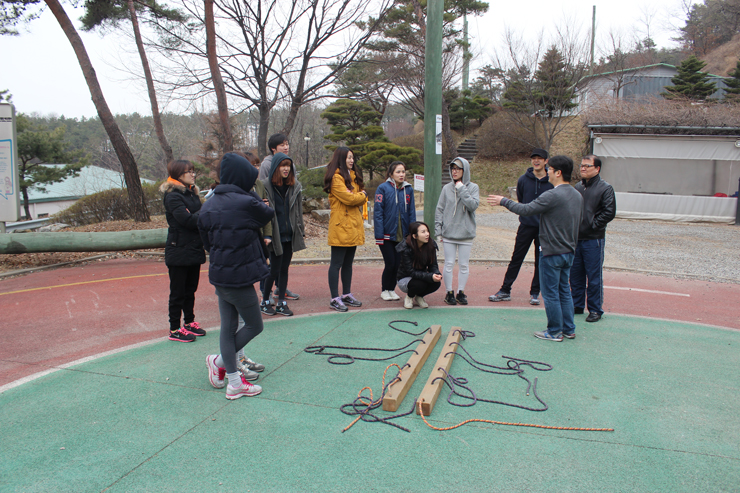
xmin=1 ymin=258 xmax=738 ymax=388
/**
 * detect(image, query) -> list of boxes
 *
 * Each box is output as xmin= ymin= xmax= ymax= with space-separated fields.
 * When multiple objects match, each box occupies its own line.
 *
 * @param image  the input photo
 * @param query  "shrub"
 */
xmin=53 ymin=182 xmax=166 ymax=226
xmin=476 ymin=112 xmax=534 ymax=159
xmin=297 ymin=167 xmax=327 ymax=200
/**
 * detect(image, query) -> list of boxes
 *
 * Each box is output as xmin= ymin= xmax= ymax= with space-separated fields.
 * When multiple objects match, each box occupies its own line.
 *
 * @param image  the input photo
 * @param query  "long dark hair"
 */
xmin=406 ymin=221 xmax=437 ymax=270
xmin=323 ymin=146 xmax=364 ymax=194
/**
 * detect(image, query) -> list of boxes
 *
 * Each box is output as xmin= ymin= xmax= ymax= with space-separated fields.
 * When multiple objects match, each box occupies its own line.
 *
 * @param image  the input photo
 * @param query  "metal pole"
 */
xmin=735 ymin=177 xmax=740 ymax=225
xmin=462 ymin=12 xmax=469 ymax=91
xmin=424 ymin=0 xmax=443 ymax=237
xmin=589 ymin=6 xmax=596 ymax=76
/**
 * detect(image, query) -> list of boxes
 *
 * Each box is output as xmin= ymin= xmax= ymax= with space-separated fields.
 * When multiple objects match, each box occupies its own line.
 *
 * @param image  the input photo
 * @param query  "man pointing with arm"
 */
xmin=488 ymin=155 xmax=583 ymax=341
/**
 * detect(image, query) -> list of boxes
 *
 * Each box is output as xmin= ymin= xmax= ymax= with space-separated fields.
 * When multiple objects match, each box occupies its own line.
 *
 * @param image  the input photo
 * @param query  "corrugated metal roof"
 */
xmin=28 ymin=165 xmax=154 ymax=203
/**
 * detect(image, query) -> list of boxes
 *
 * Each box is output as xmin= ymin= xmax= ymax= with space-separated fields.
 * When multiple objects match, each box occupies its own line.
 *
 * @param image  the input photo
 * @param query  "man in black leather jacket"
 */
xmin=571 ymin=155 xmax=616 ymax=323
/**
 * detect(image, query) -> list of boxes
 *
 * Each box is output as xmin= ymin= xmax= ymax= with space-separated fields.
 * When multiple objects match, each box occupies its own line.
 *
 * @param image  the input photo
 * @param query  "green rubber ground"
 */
xmin=1 ymin=308 xmax=739 ymax=492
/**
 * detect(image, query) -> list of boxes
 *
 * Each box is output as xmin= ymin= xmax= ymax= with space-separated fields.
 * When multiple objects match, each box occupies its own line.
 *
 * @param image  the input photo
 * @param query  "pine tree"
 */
xmin=661 ymin=55 xmax=717 ymax=100
xmin=723 ymin=59 xmax=740 ymax=102
xmin=321 ymin=99 xmax=420 ymax=177
xmin=534 ymin=46 xmax=577 ymax=118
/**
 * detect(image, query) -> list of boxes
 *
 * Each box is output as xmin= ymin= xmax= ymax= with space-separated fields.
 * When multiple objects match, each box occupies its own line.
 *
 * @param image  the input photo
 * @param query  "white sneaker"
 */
xmin=415 ymin=296 xmax=429 ymax=308
xmin=404 ymin=295 xmax=414 ymax=309
xmin=389 ymin=290 xmax=400 ymax=300
xmin=381 ymin=290 xmax=393 ymax=301
xmin=226 ymin=376 xmax=262 ymax=400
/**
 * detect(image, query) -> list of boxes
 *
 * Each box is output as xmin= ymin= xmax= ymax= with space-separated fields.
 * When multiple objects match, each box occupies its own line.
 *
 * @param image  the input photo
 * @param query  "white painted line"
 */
xmin=604 ymin=286 xmax=690 ymax=297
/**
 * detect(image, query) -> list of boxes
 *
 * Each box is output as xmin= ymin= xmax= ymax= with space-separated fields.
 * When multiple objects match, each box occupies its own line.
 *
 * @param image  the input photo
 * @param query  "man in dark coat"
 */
xmin=571 ymin=155 xmax=616 ymax=323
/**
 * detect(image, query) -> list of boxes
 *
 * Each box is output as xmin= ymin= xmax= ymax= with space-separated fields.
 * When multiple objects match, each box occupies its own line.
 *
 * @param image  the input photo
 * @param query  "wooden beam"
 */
xmin=416 ymin=326 xmax=462 ymax=416
xmin=382 ymin=324 xmax=442 ymax=412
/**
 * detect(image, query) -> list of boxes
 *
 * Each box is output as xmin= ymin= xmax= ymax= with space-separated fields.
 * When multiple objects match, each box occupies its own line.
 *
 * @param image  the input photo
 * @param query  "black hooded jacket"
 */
xmin=395 ymin=238 xmax=441 ymax=283
xmin=516 ymin=167 xmax=554 ymax=228
xmin=198 ymin=153 xmax=275 ymax=288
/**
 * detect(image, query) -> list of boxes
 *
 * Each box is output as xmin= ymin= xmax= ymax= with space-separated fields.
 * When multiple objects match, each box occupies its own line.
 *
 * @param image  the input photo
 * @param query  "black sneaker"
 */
xmin=341 ymin=293 xmax=362 ymax=307
xmin=183 ymin=322 xmax=206 ymax=336
xmin=489 ymin=290 xmax=511 ymax=302
xmin=168 ymin=328 xmax=195 ymax=343
xmin=275 ymin=288 xmax=300 ymax=300
xmin=260 ymin=300 xmax=276 ymax=316
xmin=456 ymin=291 xmax=468 ymax=305
xmin=330 ymin=297 xmax=348 ymax=312
xmin=275 ymin=301 xmax=293 ymax=316
xmin=444 ymin=291 xmax=457 ymax=305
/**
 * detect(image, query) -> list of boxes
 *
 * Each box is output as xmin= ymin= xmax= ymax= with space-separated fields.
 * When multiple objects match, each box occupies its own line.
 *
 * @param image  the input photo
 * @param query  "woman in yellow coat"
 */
xmin=323 ymin=146 xmax=368 ymax=312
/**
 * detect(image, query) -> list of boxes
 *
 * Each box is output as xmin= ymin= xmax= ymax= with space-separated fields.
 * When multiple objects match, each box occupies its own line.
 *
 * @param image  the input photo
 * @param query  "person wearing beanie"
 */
xmin=198 ymin=152 xmax=274 ymax=400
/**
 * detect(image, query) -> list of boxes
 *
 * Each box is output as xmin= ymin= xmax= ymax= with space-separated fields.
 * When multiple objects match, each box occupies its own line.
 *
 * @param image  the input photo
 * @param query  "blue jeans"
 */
xmin=570 ymin=239 xmax=605 ymax=315
xmin=539 ymin=253 xmax=575 ymax=336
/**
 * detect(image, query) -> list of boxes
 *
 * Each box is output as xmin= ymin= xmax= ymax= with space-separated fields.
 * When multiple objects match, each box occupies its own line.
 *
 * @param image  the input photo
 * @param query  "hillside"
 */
xmin=701 ymin=33 xmax=740 ymax=77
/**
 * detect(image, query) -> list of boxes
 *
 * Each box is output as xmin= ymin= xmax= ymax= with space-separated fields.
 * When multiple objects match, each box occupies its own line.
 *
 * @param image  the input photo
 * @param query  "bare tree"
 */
xmin=204 ymin=0 xmax=232 ymax=152
xmin=45 ymin=0 xmax=150 ymax=221
xmin=493 ymin=24 xmax=590 ymax=151
xmin=147 ymin=0 xmax=391 ymax=157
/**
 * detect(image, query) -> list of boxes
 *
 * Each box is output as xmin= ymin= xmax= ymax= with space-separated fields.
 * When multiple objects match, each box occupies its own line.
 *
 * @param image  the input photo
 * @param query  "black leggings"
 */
xmin=328 ymin=246 xmax=356 ymax=299
xmin=263 ymin=241 xmax=293 ymax=301
xmin=407 ymin=279 xmax=441 ymax=298
xmin=168 ymin=264 xmax=201 ymax=331
xmin=378 ymin=240 xmax=400 ymax=291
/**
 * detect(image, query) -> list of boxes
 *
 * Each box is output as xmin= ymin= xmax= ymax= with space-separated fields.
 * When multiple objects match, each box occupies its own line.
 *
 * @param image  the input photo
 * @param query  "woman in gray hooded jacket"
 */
xmin=434 ymin=157 xmax=479 ymax=305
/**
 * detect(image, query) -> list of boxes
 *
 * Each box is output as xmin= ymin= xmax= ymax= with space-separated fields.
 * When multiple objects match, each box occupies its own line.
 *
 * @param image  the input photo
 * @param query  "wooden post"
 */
xmin=0 ymin=229 xmax=167 ymax=254
xmin=382 ymin=324 xmax=441 ymax=412
xmin=416 ymin=326 xmax=462 ymax=416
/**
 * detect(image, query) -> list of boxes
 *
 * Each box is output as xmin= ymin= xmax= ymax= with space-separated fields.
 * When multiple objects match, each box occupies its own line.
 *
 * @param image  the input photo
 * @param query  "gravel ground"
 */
xmin=474 ymin=209 xmax=740 ymax=283
xmin=3 ymin=210 xmax=739 ymax=283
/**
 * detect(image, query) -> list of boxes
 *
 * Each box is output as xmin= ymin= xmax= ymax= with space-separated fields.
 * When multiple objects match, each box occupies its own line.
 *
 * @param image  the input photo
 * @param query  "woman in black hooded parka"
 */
xmin=198 ymin=153 xmax=275 ymax=400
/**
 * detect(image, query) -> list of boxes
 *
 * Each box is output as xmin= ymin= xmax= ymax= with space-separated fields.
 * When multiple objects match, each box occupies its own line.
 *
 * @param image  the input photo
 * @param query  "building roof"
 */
xmin=28 ymin=165 xmax=155 ymax=203
xmin=580 ymin=63 xmax=725 ymax=84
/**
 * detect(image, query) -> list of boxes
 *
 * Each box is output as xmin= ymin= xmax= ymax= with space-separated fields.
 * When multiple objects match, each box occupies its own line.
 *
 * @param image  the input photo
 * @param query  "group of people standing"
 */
xmin=488 ymin=149 xmax=616 ymax=341
xmin=159 ymin=132 xmax=615 ymax=399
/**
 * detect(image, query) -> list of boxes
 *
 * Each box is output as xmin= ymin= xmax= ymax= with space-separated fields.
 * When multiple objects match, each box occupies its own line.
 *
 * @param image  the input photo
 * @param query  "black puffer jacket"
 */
xmin=395 ymin=238 xmax=441 ymax=282
xmin=575 ymin=174 xmax=616 ymax=240
xmin=161 ymin=179 xmax=206 ymax=267
xmin=198 ymin=153 xmax=275 ymax=288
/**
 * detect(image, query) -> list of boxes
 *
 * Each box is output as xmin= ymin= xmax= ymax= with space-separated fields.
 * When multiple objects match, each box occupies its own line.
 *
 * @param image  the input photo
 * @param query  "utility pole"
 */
xmin=424 ymin=0 xmax=443 ymax=235
xmin=590 ymin=5 xmax=596 ymax=76
xmin=462 ymin=11 xmax=469 ymax=91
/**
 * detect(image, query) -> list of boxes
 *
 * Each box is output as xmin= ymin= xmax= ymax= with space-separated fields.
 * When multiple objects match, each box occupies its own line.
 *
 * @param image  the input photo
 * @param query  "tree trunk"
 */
xmin=257 ymin=102 xmax=270 ymax=158
xmin=21 ymin=186 xmax=31 ymax=220
xmin=128 ymin=0 xmax=173 ymax=164
xmin=45 ymin=0 xmax=150 ymax=222
xmin=204 ymin=0 xmax=233 ymax=152
xmin=441 ymin=101 xmax=456 ymax=165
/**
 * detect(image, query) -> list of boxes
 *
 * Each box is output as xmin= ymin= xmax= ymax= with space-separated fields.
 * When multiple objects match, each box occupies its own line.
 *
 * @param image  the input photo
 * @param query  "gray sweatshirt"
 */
xmin=502 ymin=184 xmax=583 ymax=256
xmin=435 ymin=157 xmax=479 ymax=241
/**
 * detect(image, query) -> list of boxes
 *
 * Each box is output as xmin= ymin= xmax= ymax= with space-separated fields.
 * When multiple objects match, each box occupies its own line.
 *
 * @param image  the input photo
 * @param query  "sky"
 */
xmin=1 ymin=0 xmax=695 ymax=119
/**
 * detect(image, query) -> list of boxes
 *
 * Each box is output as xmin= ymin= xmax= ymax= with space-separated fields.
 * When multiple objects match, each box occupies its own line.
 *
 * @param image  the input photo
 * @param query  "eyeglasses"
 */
xmin=580 ymin=164 xmax=596 ymax=169
xmin=187 ymin=170 xmax=197 ymax=175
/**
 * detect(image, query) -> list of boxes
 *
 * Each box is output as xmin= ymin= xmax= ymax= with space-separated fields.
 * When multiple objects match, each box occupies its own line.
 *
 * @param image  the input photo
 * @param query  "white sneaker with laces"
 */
xmin=381 ymin=290 xmax=393 ymax=301
xmin=226 ymin=376 xmax=262 ymax=399
xmin=389 ymin=290 xmax=400 ymax=300
xmin=404 ymin=295 xmax=414 ymax=309
xmin=414 ymin=296 xmax=429 ymax=308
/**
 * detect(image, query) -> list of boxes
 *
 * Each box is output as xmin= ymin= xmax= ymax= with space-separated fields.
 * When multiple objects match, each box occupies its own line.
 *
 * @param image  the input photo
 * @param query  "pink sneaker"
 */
xmin=206 ymin=354 xmax=226 ymax=389
xmin=183 ymin=322 xmax=206 ymax=336
xmin=226 ymin=376 xmax=262 ymax=400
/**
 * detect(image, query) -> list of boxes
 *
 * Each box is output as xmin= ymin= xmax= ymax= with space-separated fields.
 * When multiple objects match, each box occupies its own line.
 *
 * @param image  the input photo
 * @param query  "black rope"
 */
xmin=304 ymin=320 xmax=432 ymax=365
xmin=339 ymin=368 xmax=418 ymax=433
